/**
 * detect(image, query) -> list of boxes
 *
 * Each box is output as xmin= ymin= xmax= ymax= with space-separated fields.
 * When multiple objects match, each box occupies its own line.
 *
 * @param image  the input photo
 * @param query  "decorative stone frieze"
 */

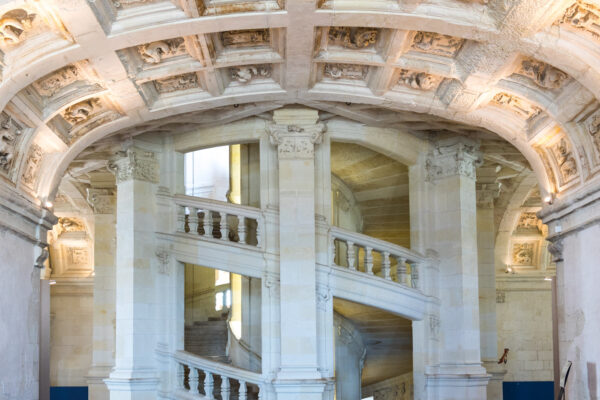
xmin=63 ymin=98 xmax=101 ymax=125
xmin=397 ymin=69 xmax=442 ymax=91
xmin=32 ymin=65 xmax=81 ymax=97
xmin=138 ymin=38 xmax=186 ymax=64
xmin=586 ymin=112 xmax=600 ymax=152
xmin=86 ymin=188 xmax=116 ymax=214
xmin=516 ymin=212 xmax=543 ymax=234
xmin=410 ymin=31 xmax=464 ymax=57
xmin=0 ymin=9 xmax=35 ymax=44
xmin=327 ymin=27 xmax=378 ymax=49
xmin=512 ymin=242 xmax=536 ymax=265
xmin=154 ymin=73 xmax=200 ymax=93
xmin=0 ymin=113 xmax=23 ymax=173
xmin=230 ymin=65 xmax=271 ymax=83
xmin=324 ymin=63 xmax=368 ymax=80
xmin=551 ymin=137 xmax=578 ymax=182
xmin=426 ymin=138 xmax=482 ymax=181
xmin=517 ymin=58 xmax=569 ymax=89
xmin=57 ymin=217 xmax=85 ymax=233
xmin=559 ymin=2 xmax=600 ymax=38
xmin=492 ymin=92 xmax=542 ymax=120
xmin=197 ymin=0 xmax=284 ymax=16
xmin=108 ymin=147 xmax=159 ymax=184
xmin=267 ymin=122 xmax=326 ymax=160
xmin=21 ymin=143 xmax=43 ymax=188
xmin=220 ymin=29 xmax=270 ymax=48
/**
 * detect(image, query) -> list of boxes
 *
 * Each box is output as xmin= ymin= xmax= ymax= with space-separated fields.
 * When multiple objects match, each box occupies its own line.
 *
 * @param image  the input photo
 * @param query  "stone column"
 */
xmin=105 ymin=147 xmax=160 ymax=400
xmin=267 ymin=108 xmax=327 ymax=399
xmin=425 ymin=137 xmax=489 ymax=399
xmin=86 ymin=173 xmax=117 ymax=400
xmin=540 ymin=192 xmax=600 ymax=400
xmin=476 ymin=179 xmax=505 ymax=400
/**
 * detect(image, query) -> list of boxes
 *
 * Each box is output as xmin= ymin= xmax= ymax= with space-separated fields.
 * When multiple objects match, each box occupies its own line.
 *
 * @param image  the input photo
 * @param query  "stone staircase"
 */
xmin=184 ymin=318 xmax=230 ymax=363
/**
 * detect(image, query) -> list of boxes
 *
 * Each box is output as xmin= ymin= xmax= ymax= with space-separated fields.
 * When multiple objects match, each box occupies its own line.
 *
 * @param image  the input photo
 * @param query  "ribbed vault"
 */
xmin=1 ymin=0 xmax=600 ymax=206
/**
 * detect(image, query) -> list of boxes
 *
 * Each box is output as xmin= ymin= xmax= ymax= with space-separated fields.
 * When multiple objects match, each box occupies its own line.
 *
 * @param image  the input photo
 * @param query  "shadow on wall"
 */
xmin=50 ymin=387 xmax=88 ymax=400
xmin=503 ymin=382 xmax=553 ymax=399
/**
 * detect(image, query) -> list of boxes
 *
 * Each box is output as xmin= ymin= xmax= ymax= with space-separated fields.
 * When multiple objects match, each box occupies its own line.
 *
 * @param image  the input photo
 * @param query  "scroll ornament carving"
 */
xmin=267 ymin=122 xmax=326 ymax=159
xmin=22 ymin=143 xmax=43 ymax=187
xmin=0 ymin=9 xmax=35 ymax=44
xmin=63 ymin=98 xmax=101 ymax=125
xmin=33 ymin=65 xmax=80 ymax=97
xmin=560 ymin=2 xmax=600 ymax=38
xmin=426 ymin=140 xmax=482 ymax=181
xmin=397 ymin=69 xmax=441 ymax=91
xmin=230 ymin=65 xmax=271 ymax=84
xmin=324 ymin=63 xmax=368 ymax=80
xmin=221 ymin=29 xmax=270 ymax=47
xmin=109 ymin=147 xmax=159 ymax=184
xmin=327 ymin=27 xmax=378 ymax=49
xmin=493 ymin=92 xmax=542 ymax=120
xmin=518 ymin=58 xmax=569 ymax=89
xmin=512 ymin=243 xmax=534 ymax=265
xmin=411 ymin=31 xmax=464 ymax=57
xmin=139 ymin=38 xmax=186 ymax=64
xmin=0 ymin=114 xmax=23 ymax=171
xmin=86 ymin=188 xmax=115 ymax=214
xmin=154 ymin=73 xmax=199 ymax=93
xmin=552 ymin=138 xmax=578 ymax=182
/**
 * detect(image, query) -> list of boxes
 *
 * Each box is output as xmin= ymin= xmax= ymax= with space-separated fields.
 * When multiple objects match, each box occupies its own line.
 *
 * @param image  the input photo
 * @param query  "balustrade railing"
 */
xmin=173 ymin=350 xmax=265 ymax=400
xmin=330 ymin=226 xmax=426 ymax=290
xmin=174 ymin=195 xmax=262 ymax=248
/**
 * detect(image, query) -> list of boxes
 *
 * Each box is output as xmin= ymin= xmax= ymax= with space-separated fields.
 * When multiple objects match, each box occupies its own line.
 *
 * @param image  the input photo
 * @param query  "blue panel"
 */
xmin=50 ymin=386 xmax=88 ymax=400
xmin=503 ymin=381 xmax=554 ymax=400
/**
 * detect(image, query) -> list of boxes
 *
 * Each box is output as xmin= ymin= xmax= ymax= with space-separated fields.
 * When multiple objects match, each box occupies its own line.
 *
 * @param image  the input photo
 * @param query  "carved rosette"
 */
xmin=426 ymin=139 xmax=482 ymax=181
xmin=267 ymin=122 xmax=327 ymax=160
xmin=86 ymin=188 xmax=116 ymax=214
xmin=109 ymin=147 xmax=159 ymax=184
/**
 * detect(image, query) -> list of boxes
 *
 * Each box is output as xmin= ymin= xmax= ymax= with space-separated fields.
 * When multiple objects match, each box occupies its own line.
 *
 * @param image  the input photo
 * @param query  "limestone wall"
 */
xmin=0 ymin=230 xmax=40 ymax=400
xmin=496 ymin=278 xmax=553 ymax=382
xmin=49 ymin=282 xmax=93 ymax=386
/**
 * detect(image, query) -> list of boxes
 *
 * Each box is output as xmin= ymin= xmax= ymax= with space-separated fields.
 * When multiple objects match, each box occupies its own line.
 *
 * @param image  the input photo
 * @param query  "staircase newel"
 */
xmin=365 ymin=246 xmax=374 ymax=275
xmin=203 ymin=210 xmax=213 ymax=238
xmin=382 ymin=251 xmax=391 ymax=280
xmin=347 ymin=241 xmax=356 ymax=271
xmin=219 ymin=212 xmax=229 ymax=241
xmin=189 ymin=367 xmax=200 ymax=395
xmin=204 ymin=371 xmax=214 ymax=399
xmin=399 ymin=257 xmax=408 ymax=285
xmin=239 ymin=381 xmax=247 ymax=400
xmin=238 ymin=216 xmax=246 ymax=244
xmin=188 ymin=207 xmax=199 ymax=235
xmin=221 ymin=376 xmax=230 ymax=400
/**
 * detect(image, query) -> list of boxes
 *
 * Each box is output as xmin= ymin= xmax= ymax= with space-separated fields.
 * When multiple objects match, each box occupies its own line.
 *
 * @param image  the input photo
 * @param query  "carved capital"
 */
xmin=476 ymin=182 xmax=501 ymax=208
xmin=86 ymin=188 xmax=115 ymax=214
xmin=267 ymin=122 xmax=326 ymax=160
xmin=109 ymin=147 xmax=159 ymax=184
xmin=547 ymin=238 xmax=564 ymax=263
xmin=426 ymin=138 xmax=482 ymax=181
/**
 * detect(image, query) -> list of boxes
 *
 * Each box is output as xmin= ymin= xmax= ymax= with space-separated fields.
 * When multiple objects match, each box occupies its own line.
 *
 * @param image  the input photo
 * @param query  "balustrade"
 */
xmin=173 ymin=351 xmax=264 ymax=400
xmin=330 ymin=226 xmax=425 ymax=290
xmin=174 ymin=195 xmax=262 ymax=248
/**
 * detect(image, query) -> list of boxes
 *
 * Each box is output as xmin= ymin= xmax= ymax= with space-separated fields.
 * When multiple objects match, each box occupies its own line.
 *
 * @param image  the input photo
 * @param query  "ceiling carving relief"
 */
xmin=195 ymin=0 xmax=284 ymax=16
xmin=0 ymin=112 xmax=24 ymax=179
xmin=139 ymin=38 xmax=187 ymax=64
xmin=534 ymin=132 xmax=580 ymax=192
xmin=21 ymin=143 xmax=43 ymax=191
xmin=491 ymin=92 xmax=543 ymax=121
xmin=515 ymin=58 xmax=570 ymax=90
xmin=324 ymin=63 xmax=369 ymax=81
xmin=409 ymin=31 xmax=465 ymax=58
xmin=48 ymin=216 xmax=93 ymax=278
xmin=558 ymin=1 xmax=600 ymax=39
xmin=395 ymin=69 xmax=443 ymax=91
xmin=153 ymin=73 xmax=201 ymax=93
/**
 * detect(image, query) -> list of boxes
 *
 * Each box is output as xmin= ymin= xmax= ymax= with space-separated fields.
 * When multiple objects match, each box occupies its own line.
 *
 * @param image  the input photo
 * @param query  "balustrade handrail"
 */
xmin=330 ymin=226 xmax=426 ymax=264
xmin=173 ymin=350 xmax=264 ymax=386
xmin=173 ymin=194 xmax=262 ymax=219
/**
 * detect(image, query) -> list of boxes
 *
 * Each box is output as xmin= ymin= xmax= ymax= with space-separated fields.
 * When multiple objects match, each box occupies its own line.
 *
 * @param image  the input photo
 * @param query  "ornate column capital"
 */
xmin=426 ymin=137 xmax=482 ymax=181
xmin=476 ymin=182 xmax=501 ymax=208
xmin=109 ymin=147 xmax=159 ymax=184
xmin=86 ymin=188 xmax=116 ymax=214
xmin=547 ymin=238 xmax=563 ymax=263
xmin=267 ymin=122 xmax=327 ymax=160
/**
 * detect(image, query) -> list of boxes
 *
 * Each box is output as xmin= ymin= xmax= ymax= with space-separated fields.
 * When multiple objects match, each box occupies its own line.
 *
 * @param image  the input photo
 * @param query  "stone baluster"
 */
xmin=203 ymin=210 xmax=213 ymax=238
xmin=178 ymin=206 xmax=186 ymax=232
xmin=204 ymin=371 xmax=214 ymax=399
xmin=219 ymin=212 xmax=229 ymax=241
xmin=238 ymin=216 xmax=246 ymax=244
xmin=398 ymin=257 xmax=408 ymax=285
xmin=365 ymin=246 xmax=374 ymax=275
xmin=221 ymin=377 xmax=230 ymax=400
xmin=410 ymin=262 xmax=419 ymax=289
xmin=330 ymin=235 xmax=336 ymax=266
xmin=176 ymin=363 xmax=185 ymax=390
xmin=189 ymin=367 xmax=200 ymax=395
xmin=239 ymin=381 xmax=247 ymax=400
xmin=347 ymin=241 xmax=356 ymax=270
xmin=382 ymin=251 xmax=391 ymax=280
xmin=188 ymin=207 xmax=198 ymax=235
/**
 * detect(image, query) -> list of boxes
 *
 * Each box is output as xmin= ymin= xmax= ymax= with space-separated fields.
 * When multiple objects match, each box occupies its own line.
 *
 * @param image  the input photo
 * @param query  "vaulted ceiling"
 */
xmin=1 ymin=0 xmax=600 ymax=206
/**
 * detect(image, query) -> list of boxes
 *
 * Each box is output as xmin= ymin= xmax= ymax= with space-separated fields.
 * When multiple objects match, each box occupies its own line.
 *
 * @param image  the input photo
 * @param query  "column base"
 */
xmin=483 ymin=361 xmax=506 ymax=400
xmin=105 ymin=369 xmax=159 ymax=400
xmin=87 ymin=365 xmax=113 ymax=400
xmin=426 ymin=364 xmax=490 ymax=400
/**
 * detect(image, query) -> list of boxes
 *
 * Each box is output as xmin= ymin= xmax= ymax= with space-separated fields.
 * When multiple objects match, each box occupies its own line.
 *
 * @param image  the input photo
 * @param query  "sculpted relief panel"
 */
xmin=0 ymin=9 xmax=35 ymax=45
xmin=559 ymin=1 xmax=600 ymax=39
xmin=153 ymin=73 xmax=201 ymax=93
xmin=21 ymin=143 xmax=43 ymax=189
xmin=0 ymin=112 xmax=24 ymax=174
xmin=517 ymin=58 xmax=569 ymax=89
xmin=138 ymin=38 xmax=186 ymax=64
xmin=396 ymin=69 xmax=442 ymax=91
xmin=410 ymin=31 xmax=465 ymax=57
xmin=512 ymin=242 xmax=537 ymax=266
xmin=327 ymin=27 xmax=379 ymax=50
xmin=196 ymin=0 xmax=284 ymax=16
xmin=551 ymin=137 xmax=579 ymax=183
xmin=492 ymin=92 xmax=542 ymax=121
xmin=324 ymin=63 xmax=368 ymax=80
xmin=220 ymin=29 xmax=270 ymax=48
xmin=230 ymin=65 xmax=271 ymax=84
